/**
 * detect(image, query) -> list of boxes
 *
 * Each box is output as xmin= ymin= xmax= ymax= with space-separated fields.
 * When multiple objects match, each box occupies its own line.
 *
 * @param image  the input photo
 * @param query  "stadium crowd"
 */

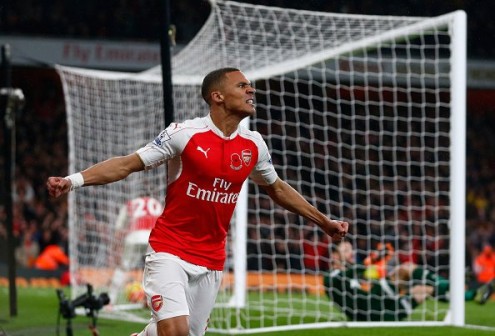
xmin=1 ymin=0 xmax=495 ymax=287
xmin=2 ymin=0 xmax=495 ymax=59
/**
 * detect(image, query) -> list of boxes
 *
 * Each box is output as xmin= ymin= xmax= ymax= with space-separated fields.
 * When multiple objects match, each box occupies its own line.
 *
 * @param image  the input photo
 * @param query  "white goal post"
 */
xmin=56 ymin=0 xmax=467 ymax=332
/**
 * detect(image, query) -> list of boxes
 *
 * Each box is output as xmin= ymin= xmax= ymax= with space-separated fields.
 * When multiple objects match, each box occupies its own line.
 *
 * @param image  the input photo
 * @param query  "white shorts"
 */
xmin=142 ymin=250 xmax=223 ymax=335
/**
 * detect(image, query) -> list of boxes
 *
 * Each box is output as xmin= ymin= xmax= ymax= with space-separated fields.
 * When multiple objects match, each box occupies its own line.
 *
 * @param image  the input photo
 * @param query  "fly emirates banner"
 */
xmin=0 ymin=36 xmax=162 ymax=71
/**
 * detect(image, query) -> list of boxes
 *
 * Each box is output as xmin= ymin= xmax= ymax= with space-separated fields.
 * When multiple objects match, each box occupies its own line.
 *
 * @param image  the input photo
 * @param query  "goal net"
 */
xmin=56 ymin=0 xmax=467 ymax=331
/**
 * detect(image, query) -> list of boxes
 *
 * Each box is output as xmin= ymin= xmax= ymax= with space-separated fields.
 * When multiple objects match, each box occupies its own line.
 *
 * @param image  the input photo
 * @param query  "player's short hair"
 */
xmin=201 ymin=67 xmax=240 ymax=105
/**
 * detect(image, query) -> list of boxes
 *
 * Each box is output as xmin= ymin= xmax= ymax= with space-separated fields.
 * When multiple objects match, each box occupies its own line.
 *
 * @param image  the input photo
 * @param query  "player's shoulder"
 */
xmin=152 ymin=117 xmax=208 ymax=148
xmin=238 ymin=126 xmax=269 ymax=152
xmin=167 ymin=117 xmax=209 ymax=134
xmin=238 ymin=124 xmax=264 ymax=143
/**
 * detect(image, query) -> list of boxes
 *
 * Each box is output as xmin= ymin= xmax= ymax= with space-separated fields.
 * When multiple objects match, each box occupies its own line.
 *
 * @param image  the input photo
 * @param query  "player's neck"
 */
xmin=210 ymin=110 xmax=243 ymax=138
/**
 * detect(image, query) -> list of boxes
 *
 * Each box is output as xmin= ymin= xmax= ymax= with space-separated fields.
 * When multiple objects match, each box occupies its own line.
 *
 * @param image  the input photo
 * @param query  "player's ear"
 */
xmin=211 ymin=91 xmax=224 ymax=103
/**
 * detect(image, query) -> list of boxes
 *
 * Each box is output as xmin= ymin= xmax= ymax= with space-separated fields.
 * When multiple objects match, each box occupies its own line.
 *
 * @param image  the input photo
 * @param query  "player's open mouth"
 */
xmin=246 ymin=99 xmax=255 ymax=106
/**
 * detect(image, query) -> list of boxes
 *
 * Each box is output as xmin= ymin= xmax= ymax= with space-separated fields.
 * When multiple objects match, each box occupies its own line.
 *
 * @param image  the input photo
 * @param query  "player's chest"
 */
xmin=182 ymin=134 xmax=258 ymax=182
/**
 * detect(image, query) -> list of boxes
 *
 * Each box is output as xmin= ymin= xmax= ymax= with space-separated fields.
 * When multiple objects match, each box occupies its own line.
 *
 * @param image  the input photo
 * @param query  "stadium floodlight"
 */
xmin=56 ymin=0 xmax=466 ymax=332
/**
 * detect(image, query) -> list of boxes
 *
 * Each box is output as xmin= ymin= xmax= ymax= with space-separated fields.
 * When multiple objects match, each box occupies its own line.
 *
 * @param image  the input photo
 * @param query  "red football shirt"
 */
xmin=137 ymin=115 xmax=277 ymax=270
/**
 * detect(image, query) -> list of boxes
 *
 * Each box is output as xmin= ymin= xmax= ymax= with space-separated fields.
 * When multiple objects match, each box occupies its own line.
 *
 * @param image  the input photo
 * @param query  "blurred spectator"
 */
xmin=14 ymin=175 xmax=35 ymax=204
xmin=468 ymin=221 xmax=495 ymax=258
xmin=38 ymin=227 xmax=58 ymax=254
xmin=273 ymin=224 xmax=303 ymax=271
xmin=473 ymin=245 xmax=495 ymax=285
xmin=34 ymin=244 xmax=69 ymax=271
xmin=302 ymin=226 xmax=330 ymax=272
xmin=467 ymin=187 xmax=490 ymax=221
xmin=246 ymin=226 xmax=273 ymax=271
xmin=397 ymin=237 xmax=420 ymax=265
xmin=15 ymin=222 xmax=40 ymax=267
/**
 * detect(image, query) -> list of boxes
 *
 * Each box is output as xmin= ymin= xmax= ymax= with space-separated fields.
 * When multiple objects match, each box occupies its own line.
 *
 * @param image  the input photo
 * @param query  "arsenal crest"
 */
xmin=242 ymin=149 xmax=252 ymax=166
xmin=151 ymin=294 xmax=163 ymax=312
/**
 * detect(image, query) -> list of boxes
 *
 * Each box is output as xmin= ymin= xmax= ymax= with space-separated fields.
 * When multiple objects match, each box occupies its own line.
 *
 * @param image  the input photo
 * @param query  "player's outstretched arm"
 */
xmin=262 ymin=178 xmax=349 ymax=242
xmin=46 ymin=153 xmax=145 ymax=198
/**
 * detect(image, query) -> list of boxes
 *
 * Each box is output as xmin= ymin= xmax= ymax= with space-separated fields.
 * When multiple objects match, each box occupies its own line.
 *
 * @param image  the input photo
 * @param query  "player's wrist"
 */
xmin=65 ymin=172 xmax=85 ymax=191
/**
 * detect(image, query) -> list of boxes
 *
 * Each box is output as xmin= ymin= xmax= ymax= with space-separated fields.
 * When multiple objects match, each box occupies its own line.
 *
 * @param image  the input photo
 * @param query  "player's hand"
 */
xmin=46 ymin=176 xmax=71 ymax=198
xmin=326 ymin=219 xmax=349 ymax=242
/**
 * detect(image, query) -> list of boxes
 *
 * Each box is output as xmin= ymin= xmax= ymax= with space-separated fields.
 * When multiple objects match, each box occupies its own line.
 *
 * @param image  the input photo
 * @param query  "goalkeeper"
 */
xmin=324 ymin=241 xmax=494 ymax=321
xmin=47 ymin=67 xmax=349 ymax=336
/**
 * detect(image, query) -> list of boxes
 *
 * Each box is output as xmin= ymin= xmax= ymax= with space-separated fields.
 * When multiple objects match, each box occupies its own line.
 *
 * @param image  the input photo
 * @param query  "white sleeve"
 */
xmin=136 ymin=123 xmax=187 ymax=170
xmin=249 ymin=134 xmax=278 ymax=186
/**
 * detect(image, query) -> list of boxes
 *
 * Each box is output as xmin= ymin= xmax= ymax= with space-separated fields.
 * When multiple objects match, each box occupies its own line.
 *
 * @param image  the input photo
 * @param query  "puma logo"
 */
xmin=197 ymin=146 xmax=210 ymax=158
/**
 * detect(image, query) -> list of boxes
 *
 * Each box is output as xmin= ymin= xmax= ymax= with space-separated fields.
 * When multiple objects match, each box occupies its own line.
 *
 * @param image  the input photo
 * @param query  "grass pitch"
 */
xmin=1 ymin=286 xmax=494 ymax=336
